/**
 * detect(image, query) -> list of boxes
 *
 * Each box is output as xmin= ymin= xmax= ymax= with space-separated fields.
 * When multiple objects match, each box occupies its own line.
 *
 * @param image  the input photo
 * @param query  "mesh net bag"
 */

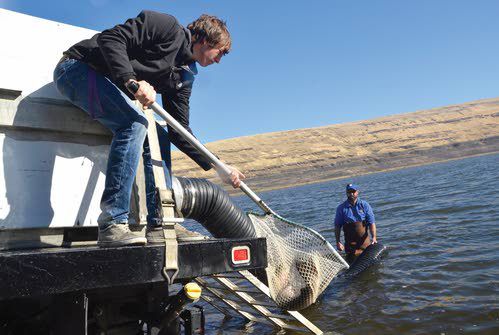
xmin=248 ymin=212 xmax=349 ymax=311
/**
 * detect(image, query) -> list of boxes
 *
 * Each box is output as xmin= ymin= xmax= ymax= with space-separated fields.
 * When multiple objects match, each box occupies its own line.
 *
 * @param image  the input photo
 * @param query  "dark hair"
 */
xmin=187 ymin=14 xmax=231 ymax=54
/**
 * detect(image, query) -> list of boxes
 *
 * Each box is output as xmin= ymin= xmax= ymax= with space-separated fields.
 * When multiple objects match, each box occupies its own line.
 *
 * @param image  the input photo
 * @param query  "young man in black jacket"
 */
xmin=53 ymin=11 xmax=244 ymax=246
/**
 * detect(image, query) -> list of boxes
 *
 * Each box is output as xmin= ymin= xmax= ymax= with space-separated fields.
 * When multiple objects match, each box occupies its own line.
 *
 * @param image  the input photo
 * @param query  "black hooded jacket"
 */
xmin=64 ymin=10 xmax=212 ymax=170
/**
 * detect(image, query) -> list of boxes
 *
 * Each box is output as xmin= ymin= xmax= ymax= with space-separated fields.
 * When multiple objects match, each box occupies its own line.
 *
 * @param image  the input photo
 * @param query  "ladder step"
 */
xmin=200 ymin=295 xmax=233 ymax=316
xmin=197 ymin=282 xmax=264 ymax=300
xmin=228 ymin=294 xmax=277 ymax=308
xmin=241 ymin=314 xmax=308 ymax=332
xmin=212 ymin=273 xmax=244 ymax=279
xmin=260 ymin=312 xmax=296 ymax=321
xmin=212 ymin=285 xmax=262 ymax=294
xmin=230 ymin=311 xmax=304 ymax=331
xmin=202 ymin=292 xmax=276 ymax=309
xmin=244 ymin=299 xmax=279 ymax=308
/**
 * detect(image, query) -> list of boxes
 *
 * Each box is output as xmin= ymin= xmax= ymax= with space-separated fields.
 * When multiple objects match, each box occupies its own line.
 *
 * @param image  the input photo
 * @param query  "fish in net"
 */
xmin=248 ymin=212 xmax=349 ymax=311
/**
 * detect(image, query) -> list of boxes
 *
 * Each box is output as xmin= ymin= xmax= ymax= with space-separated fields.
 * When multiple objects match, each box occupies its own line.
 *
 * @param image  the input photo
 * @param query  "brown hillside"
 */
xmin=171 ymin=98 xmax=499 ymax=192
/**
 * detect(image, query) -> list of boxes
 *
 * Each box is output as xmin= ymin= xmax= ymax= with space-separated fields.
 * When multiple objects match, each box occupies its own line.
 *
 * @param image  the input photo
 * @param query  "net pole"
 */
xmin=150 ymin=102 xmax=275 ymax=215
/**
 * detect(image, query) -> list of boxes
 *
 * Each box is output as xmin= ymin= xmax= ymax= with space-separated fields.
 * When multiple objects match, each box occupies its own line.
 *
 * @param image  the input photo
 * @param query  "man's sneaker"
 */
xmin=146 ymin=224 xmax=208 ymax=243
xmin=98 ymin=224 xmax=147 ymax=247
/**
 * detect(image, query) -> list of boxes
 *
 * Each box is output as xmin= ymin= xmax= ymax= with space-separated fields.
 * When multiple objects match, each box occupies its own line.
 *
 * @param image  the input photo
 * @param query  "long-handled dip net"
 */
xmin=129 ymin=86 xmax=350 ymax=311
xmin=249 ymin=212 xmax=349 ymax=310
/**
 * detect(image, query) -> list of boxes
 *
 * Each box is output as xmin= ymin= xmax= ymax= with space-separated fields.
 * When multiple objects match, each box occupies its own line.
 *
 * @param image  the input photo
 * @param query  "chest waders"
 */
xmin=343 ymin=220 xmax=371 ymax=261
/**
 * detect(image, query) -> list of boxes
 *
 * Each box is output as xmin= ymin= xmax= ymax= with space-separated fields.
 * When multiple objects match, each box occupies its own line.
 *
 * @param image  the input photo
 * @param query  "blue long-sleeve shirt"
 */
xmin=334 ymin=199 xmax=375 ymax=227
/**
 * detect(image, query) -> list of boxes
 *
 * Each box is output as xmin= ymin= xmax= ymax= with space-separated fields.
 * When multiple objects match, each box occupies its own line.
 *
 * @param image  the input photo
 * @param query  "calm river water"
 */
xmin=191 ymin=153 xmax=499 ymax=335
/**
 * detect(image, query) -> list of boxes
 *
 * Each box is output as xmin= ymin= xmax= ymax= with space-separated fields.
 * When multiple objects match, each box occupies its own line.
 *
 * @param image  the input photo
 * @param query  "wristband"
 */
xmin=125 ymin=80 xmax=140 ymax=94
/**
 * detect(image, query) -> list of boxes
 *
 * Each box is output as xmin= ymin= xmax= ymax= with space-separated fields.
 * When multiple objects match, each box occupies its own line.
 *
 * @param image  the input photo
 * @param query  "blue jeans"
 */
xmin=53 ymin=58 xmax=171 ymax=229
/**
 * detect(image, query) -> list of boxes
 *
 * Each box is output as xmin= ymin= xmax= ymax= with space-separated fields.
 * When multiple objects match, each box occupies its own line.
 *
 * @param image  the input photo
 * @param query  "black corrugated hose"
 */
xmin=175 ymin=177 xmax=257 ymax=239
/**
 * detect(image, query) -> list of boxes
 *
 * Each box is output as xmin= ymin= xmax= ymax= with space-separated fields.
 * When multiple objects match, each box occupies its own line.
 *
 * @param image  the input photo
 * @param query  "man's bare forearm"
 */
xmin=369 ymin=223 xmax=377 ymax=242
xmin=335 ymin=225 xmax=341 ymax=243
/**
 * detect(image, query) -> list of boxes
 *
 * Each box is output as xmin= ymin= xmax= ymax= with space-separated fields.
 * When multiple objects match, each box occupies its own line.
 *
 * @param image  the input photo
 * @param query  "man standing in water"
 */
xmin=334 ymin=184 xmax=378 ymax=263
xmin=54 ymin=11 xmax=244 ymax=247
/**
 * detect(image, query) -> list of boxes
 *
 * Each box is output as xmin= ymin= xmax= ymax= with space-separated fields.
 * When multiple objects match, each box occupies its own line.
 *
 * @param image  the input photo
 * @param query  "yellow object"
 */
xmin=184 ymin=282 xmax=202 ymax=300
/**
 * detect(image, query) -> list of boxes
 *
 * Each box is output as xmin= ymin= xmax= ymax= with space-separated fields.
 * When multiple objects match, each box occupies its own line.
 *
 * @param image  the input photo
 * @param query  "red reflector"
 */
xmin=231 ymin=246 xmax=251 ymax=264
xmin=234 ymin=249 xmax=248 ymax=261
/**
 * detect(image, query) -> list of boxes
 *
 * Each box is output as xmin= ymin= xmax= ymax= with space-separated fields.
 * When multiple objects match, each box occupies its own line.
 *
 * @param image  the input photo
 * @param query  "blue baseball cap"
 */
xmin=346 ymin=183 xmax=359 ymax=191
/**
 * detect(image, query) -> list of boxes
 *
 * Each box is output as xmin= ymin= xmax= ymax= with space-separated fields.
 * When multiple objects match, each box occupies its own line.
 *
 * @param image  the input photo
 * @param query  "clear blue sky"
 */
xmin=2 ymin=0 xmax=498 ymax=142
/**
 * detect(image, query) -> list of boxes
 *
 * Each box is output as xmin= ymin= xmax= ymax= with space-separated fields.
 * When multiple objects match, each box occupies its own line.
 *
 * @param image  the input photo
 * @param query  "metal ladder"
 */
xmin=195 ymin=270 xmax=323 ymax=334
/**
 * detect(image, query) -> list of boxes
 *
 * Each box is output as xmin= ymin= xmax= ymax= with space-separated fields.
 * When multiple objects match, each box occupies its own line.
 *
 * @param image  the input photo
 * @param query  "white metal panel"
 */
xmin=0 ymin=133 xmax=108 ymax=228
xmin=0 ymin=8 xmax=98 ymax=99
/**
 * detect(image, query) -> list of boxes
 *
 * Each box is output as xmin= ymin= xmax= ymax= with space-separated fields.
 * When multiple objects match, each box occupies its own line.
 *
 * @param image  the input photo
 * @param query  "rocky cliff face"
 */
xmin=171 ymin=98 xmax=499 ymax=192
